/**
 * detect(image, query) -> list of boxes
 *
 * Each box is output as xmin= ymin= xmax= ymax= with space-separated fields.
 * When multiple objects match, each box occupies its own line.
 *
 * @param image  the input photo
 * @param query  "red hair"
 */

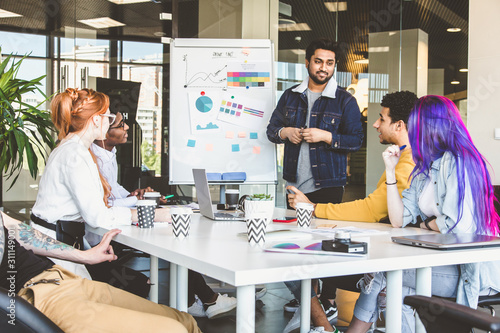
xmin=51 ymin=88 xmax=112 ymax=206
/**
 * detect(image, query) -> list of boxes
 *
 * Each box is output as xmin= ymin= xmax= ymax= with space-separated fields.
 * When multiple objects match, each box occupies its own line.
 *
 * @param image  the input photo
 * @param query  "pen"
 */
xmin=399 ymin=145 xmax=407 ymax=151
xmin=164 ymin=195 xmax=174 ymax=200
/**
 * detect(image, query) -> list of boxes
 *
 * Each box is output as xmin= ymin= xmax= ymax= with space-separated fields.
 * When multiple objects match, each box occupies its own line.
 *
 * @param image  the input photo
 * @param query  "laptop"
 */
xmin=392 ymin=233 xmax=500 ymax=250
xmin=192 ymin=169 xmax=245 ymax=221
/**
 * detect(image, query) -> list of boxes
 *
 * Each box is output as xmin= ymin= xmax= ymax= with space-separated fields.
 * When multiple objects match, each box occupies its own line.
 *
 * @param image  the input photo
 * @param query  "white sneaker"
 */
xmin=283 ymin=305 xmax=302 ymax=333
xmin=309 ymin=326 xmax=339 ymax=333
xmin=205 ymin=293 xmax=237 ymax=319
xmin=187 ymin=296 xmax=207 ymax=318
xmin=256 ymin=287 xmax=267 ymax=300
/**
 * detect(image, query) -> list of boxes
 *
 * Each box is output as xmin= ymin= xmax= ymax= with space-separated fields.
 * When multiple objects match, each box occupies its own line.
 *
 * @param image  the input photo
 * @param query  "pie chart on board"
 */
xmin=196 ymin=96 xmax=213 ymax=113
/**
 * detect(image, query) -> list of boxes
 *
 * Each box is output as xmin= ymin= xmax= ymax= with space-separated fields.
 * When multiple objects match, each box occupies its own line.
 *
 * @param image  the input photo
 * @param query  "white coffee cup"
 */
xmin=144 ymin=192 xmax=161 ymax=206
xmin=296 ymin=202 xmax=314 ymax=228
xmin=171 ymin=207 xmax=193 ymax=239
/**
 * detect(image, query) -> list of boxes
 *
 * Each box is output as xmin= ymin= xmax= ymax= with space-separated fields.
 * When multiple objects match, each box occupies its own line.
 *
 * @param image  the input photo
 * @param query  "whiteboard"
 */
xmin=169 ymin=38 xmax=277 ymax=185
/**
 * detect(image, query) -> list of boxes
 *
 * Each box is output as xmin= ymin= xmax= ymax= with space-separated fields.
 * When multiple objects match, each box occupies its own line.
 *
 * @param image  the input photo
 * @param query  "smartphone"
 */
xmin=273 ymin=216 xmax=297 ymax=223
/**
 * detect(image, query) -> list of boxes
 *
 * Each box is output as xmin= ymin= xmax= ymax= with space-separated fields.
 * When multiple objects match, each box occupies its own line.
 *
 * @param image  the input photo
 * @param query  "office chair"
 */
xmin=404 ymin=295 xmax=500 ymax=333
xmin=0 ymin=287 xmax=64 ymax=333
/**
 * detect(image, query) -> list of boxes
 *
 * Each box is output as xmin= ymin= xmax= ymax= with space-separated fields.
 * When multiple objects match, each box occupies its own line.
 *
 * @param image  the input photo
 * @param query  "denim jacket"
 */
xmin=266 ymin=77 xmax=363 ymax=188
xmin=401 ymin=151 xmax=500 ymax=307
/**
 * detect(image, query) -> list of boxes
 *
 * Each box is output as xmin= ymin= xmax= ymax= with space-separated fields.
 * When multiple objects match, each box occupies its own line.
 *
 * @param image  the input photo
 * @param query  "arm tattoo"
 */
xmin=18 ymin=223 xmax=74 ymax=252
xmin=0 ymin=216 xmax=5 ymax=266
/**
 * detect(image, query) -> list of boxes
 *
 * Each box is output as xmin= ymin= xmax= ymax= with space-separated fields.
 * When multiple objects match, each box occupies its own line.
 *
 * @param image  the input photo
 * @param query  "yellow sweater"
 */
xmin=315 ymin=149 xmax=415 ymax=222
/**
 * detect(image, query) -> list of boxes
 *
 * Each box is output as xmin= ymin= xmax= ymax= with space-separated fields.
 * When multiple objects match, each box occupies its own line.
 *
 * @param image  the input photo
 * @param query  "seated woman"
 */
xmin=347 ymin=95 xmax=500 ymax=333
xmin=30 ymin=88 xmax=170 ymax=297
xmin=90 ymin=110 xmax=240 ymax=319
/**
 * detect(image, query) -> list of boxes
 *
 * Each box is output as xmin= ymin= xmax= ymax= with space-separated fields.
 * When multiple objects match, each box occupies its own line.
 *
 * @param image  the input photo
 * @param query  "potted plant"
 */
xmin=0 ymin=48 xmax=56 ymax=204
xmin=243 ymin=194 xmax=275 ymax=227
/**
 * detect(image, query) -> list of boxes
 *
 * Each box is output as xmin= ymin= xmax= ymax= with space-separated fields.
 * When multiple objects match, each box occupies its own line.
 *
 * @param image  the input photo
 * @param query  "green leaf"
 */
xmin=0 ymin=49 xmax=55 ymax=186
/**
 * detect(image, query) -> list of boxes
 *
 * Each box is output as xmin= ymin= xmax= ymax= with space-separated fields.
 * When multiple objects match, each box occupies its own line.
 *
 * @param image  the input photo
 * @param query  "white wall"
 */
xmin=468 ymin=0 xmax=500 ymax=185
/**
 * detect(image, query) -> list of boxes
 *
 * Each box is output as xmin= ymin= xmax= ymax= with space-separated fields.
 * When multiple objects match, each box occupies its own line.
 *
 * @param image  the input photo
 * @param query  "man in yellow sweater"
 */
xmin=282 ymin=91 xmax=418 ymax=333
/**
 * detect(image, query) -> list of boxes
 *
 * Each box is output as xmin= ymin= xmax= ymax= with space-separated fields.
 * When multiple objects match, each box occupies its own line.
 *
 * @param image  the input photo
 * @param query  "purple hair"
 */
xmin=408 ymin=95 xmax=499 ymax=235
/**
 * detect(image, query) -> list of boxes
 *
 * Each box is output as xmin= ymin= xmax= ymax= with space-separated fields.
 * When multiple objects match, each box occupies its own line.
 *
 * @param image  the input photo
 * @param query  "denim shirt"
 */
xmin=401 ymin=151 xmax=500 ymax=307
xmin=266 ymin=77 xmax=363 ymax=188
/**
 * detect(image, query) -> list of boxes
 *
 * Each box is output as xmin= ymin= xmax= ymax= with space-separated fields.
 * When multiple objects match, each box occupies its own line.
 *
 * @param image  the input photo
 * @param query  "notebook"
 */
xmin=192 ymin=168 xmax=245 ymax=221
xmin=391 ymin=233 xmax=500 ymax=250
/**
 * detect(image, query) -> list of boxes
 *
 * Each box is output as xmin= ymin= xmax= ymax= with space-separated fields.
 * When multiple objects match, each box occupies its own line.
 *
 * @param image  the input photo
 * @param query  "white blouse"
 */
xmin=31 ymin=135 xmax=132 ymax=228
xmin=90 ymin=143 xmax=138 ymax=208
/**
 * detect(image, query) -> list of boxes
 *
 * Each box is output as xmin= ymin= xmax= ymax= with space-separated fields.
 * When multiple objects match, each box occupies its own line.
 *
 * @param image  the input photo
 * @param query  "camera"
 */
xmin=321 ymin=231 xmax=368 ymax=254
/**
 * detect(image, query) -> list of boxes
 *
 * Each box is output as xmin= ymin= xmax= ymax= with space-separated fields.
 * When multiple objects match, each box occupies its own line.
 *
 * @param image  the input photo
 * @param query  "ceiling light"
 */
xmin=368 ymin=46 xmax=389 ymax=53
xmin=160 ymin=13 xmax=172 ymax=20
xmin=78 ymin=17 xmax=125 ymax=29
xmin=324 ymin=2 xmax=348 ymax=12
xmin=278 ymin=22 xmax=311 ymax=32
xmin=0 ymin=9 xmax=22 ymax=18
xmin=107 ymin=0 xmax=150 ymax=4
xmin=451 ymin=80 xmax=460 ymax=85
xmin=447 ymin=27 xmax=461 ymax=33
xmin=354 ymin=59 xmax=369 ymax=65
xmin=291 ymin=49 xmax=306 ymax=56
xmin=161 ymin=37 xmax=172 ymax=44
xmin=459 ymin=68 xmax=468 ymax=72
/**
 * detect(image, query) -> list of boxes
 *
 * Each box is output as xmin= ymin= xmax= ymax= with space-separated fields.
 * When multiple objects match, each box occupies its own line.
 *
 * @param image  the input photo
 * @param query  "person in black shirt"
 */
xmin=0 ymin=212 xmax=200 ymax=333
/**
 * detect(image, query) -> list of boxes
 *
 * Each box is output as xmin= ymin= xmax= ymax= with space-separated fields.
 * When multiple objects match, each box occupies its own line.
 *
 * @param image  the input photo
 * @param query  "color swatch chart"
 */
xmin=227 ymin=72 xmax=270 ymax=88
xmin=219 ymin=100 xmax=243 ymax=117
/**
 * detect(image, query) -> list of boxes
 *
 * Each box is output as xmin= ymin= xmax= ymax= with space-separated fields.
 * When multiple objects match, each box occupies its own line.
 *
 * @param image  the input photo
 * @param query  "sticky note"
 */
xmin=226 ymin=131 xmax=234 ymax=139
xmin=232 ymin=144 xmax=240 ymax=152
xmin=250 ymin=132 xmax=258 ymax=139
xmin=252 ymin=146 xmax=261 ymax=154
xmin=206 ymin=144 xmax=214 ymax=151
xmin=187 ymin=139 xmax=196 ymax=147
xmin=238 ymin=132 xmax=246 ymax=138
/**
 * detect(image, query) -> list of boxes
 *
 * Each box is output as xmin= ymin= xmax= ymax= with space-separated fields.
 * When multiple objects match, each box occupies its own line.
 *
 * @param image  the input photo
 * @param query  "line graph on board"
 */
xmin=183 ymin=54 xmax=227 ymax=89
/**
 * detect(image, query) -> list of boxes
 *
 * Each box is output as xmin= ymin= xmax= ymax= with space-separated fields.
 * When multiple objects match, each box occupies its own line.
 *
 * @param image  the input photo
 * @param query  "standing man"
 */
xmin=267 ymin=38 xmax=364 ymax=205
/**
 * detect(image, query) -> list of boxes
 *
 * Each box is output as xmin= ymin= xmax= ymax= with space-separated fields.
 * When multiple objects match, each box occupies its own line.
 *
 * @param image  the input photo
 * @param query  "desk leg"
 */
xmin=149 ymin=255 xmax=158 ymax=303
xmin=386 ymin=270 xmax=403 ymax=333
xmin=237 ymin=285 xmax=255 ymax=333
xmin=415 ymin=267 xmax=432 ymax=333
xmin=177 ymin=265 xmax=188 ymax=312
xmin=300 ymin=279 xmax=311 ymax=333
xmin=170 ymin=263 xmax=177 ymax=308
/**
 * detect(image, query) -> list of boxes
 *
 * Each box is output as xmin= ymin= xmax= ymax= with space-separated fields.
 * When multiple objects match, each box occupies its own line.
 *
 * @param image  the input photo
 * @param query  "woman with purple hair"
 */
xmin=347 ymin=95 xmax=500 ymax=333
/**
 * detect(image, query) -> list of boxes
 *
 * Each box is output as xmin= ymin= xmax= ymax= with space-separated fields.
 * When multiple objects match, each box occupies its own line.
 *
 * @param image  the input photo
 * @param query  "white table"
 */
xmin=87 ymin=208 xmax=500 ymax=333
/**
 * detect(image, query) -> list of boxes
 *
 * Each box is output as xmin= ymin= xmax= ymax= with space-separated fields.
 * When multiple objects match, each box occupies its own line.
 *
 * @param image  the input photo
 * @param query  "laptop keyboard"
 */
xmin=214 ymin=212 xmax=244 ymax=219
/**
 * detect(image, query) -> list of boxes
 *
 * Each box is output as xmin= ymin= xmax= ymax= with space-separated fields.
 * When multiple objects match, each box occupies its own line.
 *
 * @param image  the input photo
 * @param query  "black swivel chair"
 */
xmin=0 ymin=287 xmax=64 ymax=333
xmin=404 ymin=295 xmax=500 ymax=333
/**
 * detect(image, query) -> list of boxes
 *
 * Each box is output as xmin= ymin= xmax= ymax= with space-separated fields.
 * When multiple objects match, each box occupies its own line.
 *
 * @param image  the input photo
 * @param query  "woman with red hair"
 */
xmin=30 ymin=88 xmax=169 ymax=295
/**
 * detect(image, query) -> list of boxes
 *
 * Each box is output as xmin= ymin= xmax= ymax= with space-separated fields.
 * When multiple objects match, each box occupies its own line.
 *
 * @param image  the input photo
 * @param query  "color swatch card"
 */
xmin=264 ymin=241 xmax=366 ymax=257
xmin=217 ymin=94 xmax=266 ymax=130
xmin=188 ymin=91 xmax=223 ymax=134
xmin=226 ymin=61 xmax=271 ymax=89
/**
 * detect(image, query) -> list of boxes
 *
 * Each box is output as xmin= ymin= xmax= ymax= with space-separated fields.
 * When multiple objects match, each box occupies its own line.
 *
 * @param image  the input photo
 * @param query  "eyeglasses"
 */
xmin=109 ymin=120 xmax=125 ymax=130
xmin=100 ymin=113 xmax=117 ymax=126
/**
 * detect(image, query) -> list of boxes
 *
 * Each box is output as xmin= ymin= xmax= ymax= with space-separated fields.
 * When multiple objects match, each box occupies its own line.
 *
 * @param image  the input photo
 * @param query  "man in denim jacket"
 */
xmin=267 ymin=38 xmax=363 ymax=205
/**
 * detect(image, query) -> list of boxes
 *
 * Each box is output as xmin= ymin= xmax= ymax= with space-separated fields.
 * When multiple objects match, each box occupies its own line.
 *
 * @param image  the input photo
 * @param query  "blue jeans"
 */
xmin=353 ymin=265 xmax=460 ymax=333
xmin=284 ymin=280 xmax=317 ymax=300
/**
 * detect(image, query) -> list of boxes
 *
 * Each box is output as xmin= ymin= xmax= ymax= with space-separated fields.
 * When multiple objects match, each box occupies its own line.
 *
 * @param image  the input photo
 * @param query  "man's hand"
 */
xmin=81 ymin=229 xmax=121 ymax=265
xmin=129 ymin=187 xmax=154 ymax=200
xmin=301 ymin=128 xmax=332 ymax=144
xmin=286 ymin=186 xmax=314 ymax=209
xmin=382 ymin=145 xmax=401 ymax=174
xmin=281 ymin=127 xmax=303 ymax=144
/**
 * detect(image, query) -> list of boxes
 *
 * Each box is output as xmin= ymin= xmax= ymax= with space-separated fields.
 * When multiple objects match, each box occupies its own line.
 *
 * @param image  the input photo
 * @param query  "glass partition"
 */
xmin=0 ymin=0 xmax=469 ymax=206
